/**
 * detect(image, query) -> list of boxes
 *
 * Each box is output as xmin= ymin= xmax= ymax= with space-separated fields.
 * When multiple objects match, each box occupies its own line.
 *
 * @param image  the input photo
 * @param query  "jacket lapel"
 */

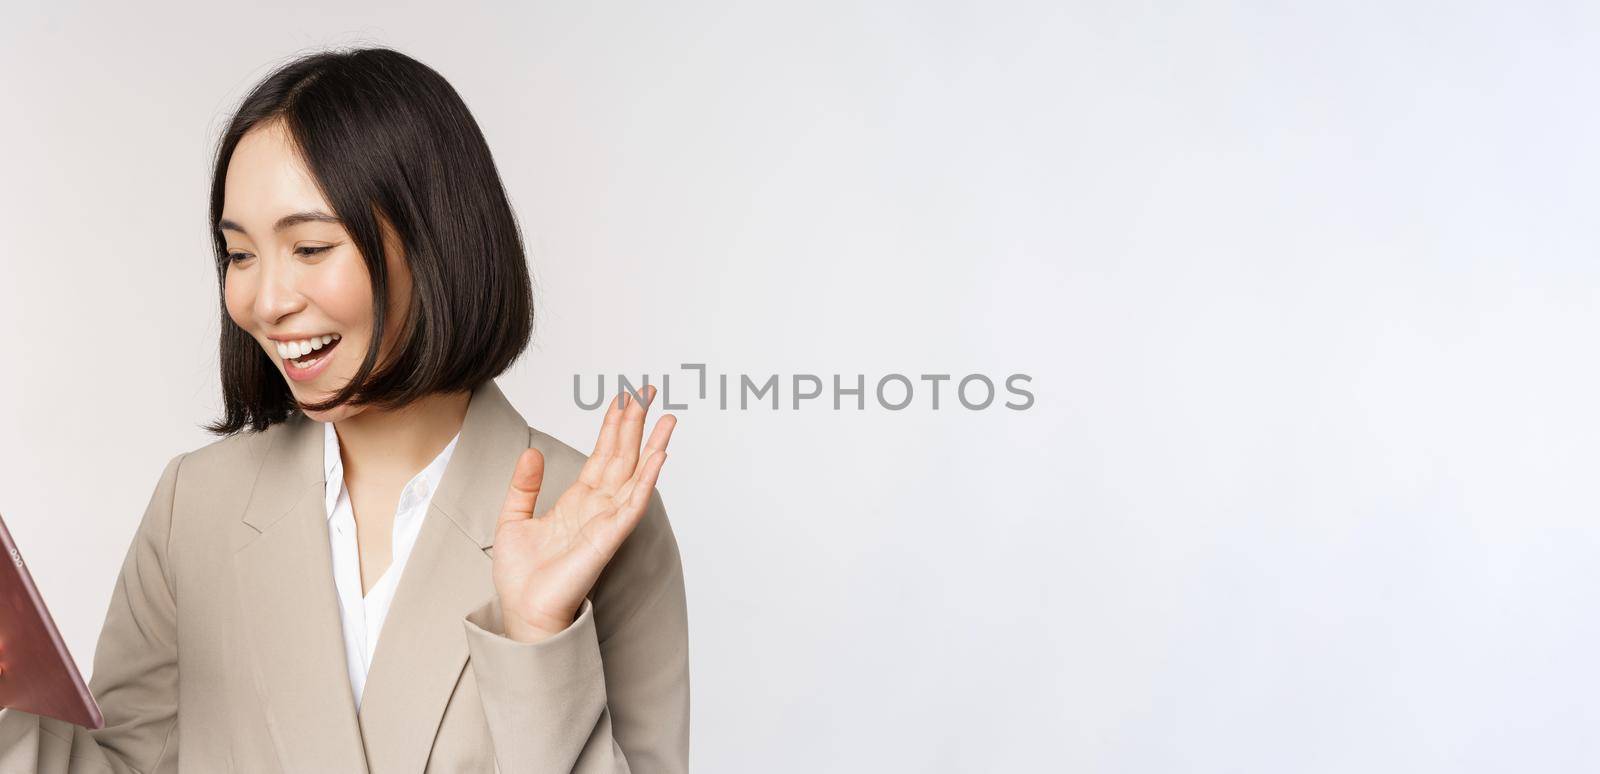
xmin=233 ymin=378 xmax=531 ymax=773
xmin=234 ymin=404 xmax=370 ymax=772
xmin=355 ymin=379 xmax=532 ymax=774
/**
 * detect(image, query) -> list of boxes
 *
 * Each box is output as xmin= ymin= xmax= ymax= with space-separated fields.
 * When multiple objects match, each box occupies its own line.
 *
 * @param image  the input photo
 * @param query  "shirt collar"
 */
xmin=322 ymin=420 xmax=463 ymax=520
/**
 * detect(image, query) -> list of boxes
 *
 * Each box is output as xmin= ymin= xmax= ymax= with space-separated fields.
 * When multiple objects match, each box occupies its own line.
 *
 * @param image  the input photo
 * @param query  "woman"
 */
xmin=0 ymin=47 xmax=689 ymax=772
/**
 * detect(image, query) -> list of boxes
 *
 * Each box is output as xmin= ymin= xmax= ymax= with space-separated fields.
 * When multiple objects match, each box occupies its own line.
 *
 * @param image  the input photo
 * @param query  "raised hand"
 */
xmin=490 ymin=384 xmax=676 ymax=643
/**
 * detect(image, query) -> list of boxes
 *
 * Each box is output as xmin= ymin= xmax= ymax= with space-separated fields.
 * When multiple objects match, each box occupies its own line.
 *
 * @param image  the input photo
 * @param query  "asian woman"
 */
xmin=0 ymin=45 xmax=689 ymax=773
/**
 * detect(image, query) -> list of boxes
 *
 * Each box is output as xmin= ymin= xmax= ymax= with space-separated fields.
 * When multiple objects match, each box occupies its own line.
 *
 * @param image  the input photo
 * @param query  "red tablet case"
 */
xmin=0 ymin=511 xmax=105 ymax=729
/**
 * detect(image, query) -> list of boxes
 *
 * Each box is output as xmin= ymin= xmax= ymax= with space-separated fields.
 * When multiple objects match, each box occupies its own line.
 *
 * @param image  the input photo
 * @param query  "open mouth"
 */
xmin=285 ymin=336 xmax=341 ymax=368
xmin=294 ymin=340 xmax=338 ymax=367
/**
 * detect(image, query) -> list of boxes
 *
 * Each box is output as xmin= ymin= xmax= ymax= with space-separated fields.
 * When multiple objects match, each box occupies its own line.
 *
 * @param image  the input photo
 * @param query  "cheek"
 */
xmin=222 ymin=270 xmax=253 ymax=329
xmin=305 ymin=261 xmax=373 ymax=328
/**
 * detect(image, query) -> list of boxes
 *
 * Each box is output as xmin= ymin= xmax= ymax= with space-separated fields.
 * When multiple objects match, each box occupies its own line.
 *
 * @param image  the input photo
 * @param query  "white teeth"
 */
xmin=274 ymin=333 xmax=340 ymax=361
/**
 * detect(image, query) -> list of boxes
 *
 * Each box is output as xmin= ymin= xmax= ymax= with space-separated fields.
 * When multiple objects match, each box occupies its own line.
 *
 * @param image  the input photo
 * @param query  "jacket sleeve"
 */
xmin=0 ymin=452 xmax=186 ymax=774
xmin=461 ymin=487 xmax=690 ymax=773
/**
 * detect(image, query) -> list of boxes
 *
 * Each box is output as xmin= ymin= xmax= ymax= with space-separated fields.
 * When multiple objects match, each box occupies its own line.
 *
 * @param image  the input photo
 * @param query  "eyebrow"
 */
xmin=217 ymin=210 xmax=343 ymax=235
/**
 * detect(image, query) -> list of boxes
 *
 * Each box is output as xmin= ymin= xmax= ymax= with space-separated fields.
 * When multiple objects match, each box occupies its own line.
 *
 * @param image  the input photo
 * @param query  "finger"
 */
xmin=616 ymin=450 xmax=667 ymax=531
xmin=640 ymin=412 xmax=677 ymax=461
xmin=602 ymin=384 xmax=656 ymax=489
xmin=578 ymin=392 xmax=628 ymax=488
xmin=496 ymin=448 xmax=545 ymax=527
xmin=614 ymin=415 xmax=676 ymax=504
xmin=596 ymin=450 xmax=667 ymax=553
xmin=614 ymin=447 xmax=668 ymax=520
xmin=579 ymin=502 xmax=628 ymax=561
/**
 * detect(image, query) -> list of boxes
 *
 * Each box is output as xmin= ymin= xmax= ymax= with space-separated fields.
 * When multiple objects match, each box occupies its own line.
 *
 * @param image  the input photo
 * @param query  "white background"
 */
xmin=3 ymin=2 xmax=1597 ymax=771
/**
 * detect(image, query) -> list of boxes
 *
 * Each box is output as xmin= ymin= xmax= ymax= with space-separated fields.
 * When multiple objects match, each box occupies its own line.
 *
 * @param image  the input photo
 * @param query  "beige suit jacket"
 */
xmin=0 ymin=379 xmax=690 ymax=773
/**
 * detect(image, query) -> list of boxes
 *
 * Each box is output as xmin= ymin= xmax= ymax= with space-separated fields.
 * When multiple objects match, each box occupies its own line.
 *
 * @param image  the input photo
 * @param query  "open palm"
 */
xmin=490 ymin=385 xmax=675 ymax=643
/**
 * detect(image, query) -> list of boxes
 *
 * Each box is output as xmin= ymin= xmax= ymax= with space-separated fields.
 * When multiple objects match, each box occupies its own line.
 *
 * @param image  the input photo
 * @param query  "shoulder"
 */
xmin=153 ymin=417 xmax=296 ymax=504
xmin=127 ymin=420 xmax=288 ymax=548
xmin=175 ymin=421 xmax=279 ymax=478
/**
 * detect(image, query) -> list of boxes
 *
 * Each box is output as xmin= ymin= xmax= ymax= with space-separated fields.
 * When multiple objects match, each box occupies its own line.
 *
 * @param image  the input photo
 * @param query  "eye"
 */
xmin=223 ymin=245 xmax=333 ymax=266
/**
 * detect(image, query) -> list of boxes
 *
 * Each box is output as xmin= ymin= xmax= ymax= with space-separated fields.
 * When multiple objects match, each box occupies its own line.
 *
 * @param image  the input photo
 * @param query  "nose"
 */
xmin=252 ymin=253 xmax=307 ymax=326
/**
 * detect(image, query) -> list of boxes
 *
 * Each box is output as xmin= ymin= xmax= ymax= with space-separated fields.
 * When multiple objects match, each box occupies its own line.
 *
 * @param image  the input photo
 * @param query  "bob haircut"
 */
xmin=203 ymin=46 xmax=534 ymax=436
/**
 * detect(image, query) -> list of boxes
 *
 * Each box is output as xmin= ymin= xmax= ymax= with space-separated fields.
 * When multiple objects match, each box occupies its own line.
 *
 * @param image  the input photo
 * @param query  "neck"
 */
xmin=331 ymin=389 xmax=472 ymax=485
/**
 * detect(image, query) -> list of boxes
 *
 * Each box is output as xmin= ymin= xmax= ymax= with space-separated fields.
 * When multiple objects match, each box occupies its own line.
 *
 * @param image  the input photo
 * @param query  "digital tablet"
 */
xmin=0 ymin=511 xmax=104 ymax=729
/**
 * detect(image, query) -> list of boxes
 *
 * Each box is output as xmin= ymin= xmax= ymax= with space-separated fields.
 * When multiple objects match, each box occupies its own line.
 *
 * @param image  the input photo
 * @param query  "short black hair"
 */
xmin=203 ymin=45 xmax=534 ymax=436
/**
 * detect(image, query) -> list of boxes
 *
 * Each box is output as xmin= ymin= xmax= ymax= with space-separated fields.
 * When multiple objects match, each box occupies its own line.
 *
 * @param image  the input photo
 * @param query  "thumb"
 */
xmin=496 ymin=447 xmax=545 ymax=527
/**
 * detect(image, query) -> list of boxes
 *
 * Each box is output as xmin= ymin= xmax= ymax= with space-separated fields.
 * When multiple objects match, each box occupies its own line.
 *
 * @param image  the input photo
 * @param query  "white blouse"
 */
xmin=322 ymin=420 xmax=462 ymax=709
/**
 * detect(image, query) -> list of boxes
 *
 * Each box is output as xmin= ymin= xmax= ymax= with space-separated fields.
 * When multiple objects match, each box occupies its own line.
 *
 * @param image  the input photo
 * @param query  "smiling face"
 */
xmin=220 ymin=119 xmax=412 ymax=423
